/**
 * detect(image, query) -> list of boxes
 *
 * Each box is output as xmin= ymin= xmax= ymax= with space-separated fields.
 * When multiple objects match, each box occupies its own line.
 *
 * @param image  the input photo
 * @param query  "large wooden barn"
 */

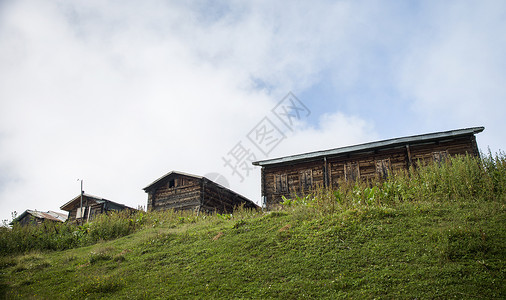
xmin=252 ymin=127 xmax=484 ymax=210
xmin=143 ymin=171 xmax=259 ymax=213
xmin=60 ymin=194 xmax=135 ymax=223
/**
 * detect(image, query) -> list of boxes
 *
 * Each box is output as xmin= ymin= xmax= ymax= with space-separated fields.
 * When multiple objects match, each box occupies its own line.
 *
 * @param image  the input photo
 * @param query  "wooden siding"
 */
xmin=65 ymin=197 xmax=99 ymax=222
xmin=63 ymin=195 xmax=133 ymax=223
xmin=146 ymin=173 xmax=258 ymax=214
xmin=17 ymin=215 xmax=44 ymax=226
xmin=66 ymin=200 xmax=106 ymax=222
xmin=148 ymin=177 xmax=201 ymax=212
xmin=260 ymin=134 xmax=479 ymax=210
xmin=201 ymin=180 xmax=254 ymax=213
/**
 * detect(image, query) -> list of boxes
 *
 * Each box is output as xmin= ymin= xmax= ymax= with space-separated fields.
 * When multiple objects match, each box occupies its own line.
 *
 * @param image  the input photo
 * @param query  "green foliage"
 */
xmin=0 ymin=153 xmax=505 ymax=298
xmin=278 ymin=153 xmax=506 ymax=216
xmin=216 ymin=213 xmax=232 ymax=221
xmin=0 ymin=210 xmax=140 ymax=255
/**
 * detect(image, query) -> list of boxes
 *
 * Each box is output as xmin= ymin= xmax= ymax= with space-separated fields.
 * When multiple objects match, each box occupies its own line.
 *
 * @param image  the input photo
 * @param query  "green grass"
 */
xmin=1 ymin=154 xmax=505 ymax=299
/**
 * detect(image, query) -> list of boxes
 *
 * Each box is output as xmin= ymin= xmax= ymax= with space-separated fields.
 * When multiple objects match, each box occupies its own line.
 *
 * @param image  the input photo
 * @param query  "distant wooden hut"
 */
xmin=253 ymin=127 xmax=484 ymax=210
xmin=9 ymin=210 xmax=67 ymax=226
xmin=143 ymin=171 xmax=259 ymax=214
xmin=60 ymin=194 xmax=135 ymax=223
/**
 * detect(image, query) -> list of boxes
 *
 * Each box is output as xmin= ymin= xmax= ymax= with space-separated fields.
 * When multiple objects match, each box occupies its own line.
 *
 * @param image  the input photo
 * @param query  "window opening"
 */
xmin=344 ymin=162 xmax=360 ymax=182
xmin=375 ymin=159 xmax=391 ymax=180
xmin=275 ymin=174 xmax=288 ymax=193
xmin=300 ymin=170 xmax=313 ymax=190
xmin=432 ymin=150 xmax=449 ymax=164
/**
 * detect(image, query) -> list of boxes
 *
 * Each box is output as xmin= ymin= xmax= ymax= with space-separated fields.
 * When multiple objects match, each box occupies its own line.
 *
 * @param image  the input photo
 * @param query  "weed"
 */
xmin=0 ymin=153 xmax=504 ymax=298
xmin=232 ymin=220 xmax=247 ymax=229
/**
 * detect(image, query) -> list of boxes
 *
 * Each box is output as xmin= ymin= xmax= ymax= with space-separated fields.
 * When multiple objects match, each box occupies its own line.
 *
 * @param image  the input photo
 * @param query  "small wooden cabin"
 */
xmin=252 ymin=127 xmax=484 ymax=210
xmin=143 ymin=171 xmax=259 ymax=213
xmin=60 ymin=193 xmax=135 ymax=223
xmin=9 ymin=210 xmax=67 ymax=226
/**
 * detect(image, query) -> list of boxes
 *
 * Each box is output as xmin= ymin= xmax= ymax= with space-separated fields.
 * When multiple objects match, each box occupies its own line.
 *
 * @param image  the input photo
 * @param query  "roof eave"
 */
xmin=252 ymin=126 xmax=485 ymax=167
xmin=143 ymin=171 xmax=203 ymax=192
xmin=201 ymin=178 xmax=259 ymax=208
xmin=60 ymin=193 xmax=110 ymax=211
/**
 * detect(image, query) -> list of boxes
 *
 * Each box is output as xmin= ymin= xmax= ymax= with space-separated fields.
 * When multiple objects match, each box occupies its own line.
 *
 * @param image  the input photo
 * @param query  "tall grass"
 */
xmin=0 ymin=205 xmax=260 ymax=255
xmin=1 ymin=153 xmax=504 ymax=255
xmin=282 ymin=153 xmax=506 ymax=214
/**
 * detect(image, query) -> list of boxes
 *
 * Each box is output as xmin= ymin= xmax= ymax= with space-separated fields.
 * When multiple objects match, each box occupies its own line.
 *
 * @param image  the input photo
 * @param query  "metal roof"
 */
xmin=143 ymin=170 xmax=203 ymax=191
xmin=252 ymin=126 xmax=484 ymax=167
xmin=60 ymin=193 xmax=134 ymax=211
xmin=10 ymin=209 xmax=67 ymax=225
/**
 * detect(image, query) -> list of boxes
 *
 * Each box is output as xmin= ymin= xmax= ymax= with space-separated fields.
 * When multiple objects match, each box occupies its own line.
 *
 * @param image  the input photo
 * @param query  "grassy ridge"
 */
xmin=1 ymin=154 xmax=505 ymax=299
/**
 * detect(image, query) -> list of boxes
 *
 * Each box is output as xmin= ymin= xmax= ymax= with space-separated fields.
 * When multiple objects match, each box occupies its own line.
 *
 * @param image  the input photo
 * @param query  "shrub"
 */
xmin=280 ymin=153 xmax=506 ymax=214
xmin=1 ymin=153 xmax=503 ymax=255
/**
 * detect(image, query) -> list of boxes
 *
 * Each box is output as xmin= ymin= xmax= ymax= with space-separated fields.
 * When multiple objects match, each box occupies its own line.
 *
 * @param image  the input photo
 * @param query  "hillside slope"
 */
xmin=1 ymin=198 xmax=504 ymax=299
xmin=1 ymin=155 xmax=505 ymax=299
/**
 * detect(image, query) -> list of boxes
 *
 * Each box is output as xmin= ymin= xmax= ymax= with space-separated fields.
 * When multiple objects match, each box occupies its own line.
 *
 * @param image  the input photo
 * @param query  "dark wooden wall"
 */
xmin=201 ymin=180 xmax=257 ymax=214
xmin=148 ymin=176 xmax=202 ymax=212
xmin=147 ymin=175 xmax=257 ymax=214
xmin=17 ymin=215 xmax=44 ymax=226
xmin=65 ymin=197 xmax=99 ymax=222
xmin=261 ymin=135 xmax=479 ymax=210
xmin=65 ymin=197 xmax=131 ymax=223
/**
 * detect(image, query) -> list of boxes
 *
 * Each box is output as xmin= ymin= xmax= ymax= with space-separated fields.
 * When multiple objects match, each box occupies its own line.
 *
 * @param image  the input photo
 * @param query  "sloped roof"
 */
xmin=10 ymin=209 xmax=67 ymax=225
xmin=143 ymin=170 xmax=203 ymax=191
xmin=60 ymin=193 xmax=134 ymax=211
xmin=143 ymin=170 xmax=259 ymax=208
xmin=253 ymin=126 xmax=484 ymax=167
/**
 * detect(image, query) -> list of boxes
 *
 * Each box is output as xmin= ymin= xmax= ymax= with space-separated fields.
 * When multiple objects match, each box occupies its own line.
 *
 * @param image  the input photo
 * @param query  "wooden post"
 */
xmin=323 ymin=157 xmax=328 ymax=188
xmin=406 ymin=144 xmax=413 ymax=168
xmin=261 ymin=167 xmax=266 ymax=209
xmin=79 ymin=180 xmax=83 ymax=225
xmin=470 ymin=135 xmax=480 ymax=157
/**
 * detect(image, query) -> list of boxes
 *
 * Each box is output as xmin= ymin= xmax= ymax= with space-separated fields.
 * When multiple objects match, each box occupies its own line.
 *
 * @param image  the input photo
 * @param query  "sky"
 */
xmin=1 ymin=0 xmax=505 ymax=223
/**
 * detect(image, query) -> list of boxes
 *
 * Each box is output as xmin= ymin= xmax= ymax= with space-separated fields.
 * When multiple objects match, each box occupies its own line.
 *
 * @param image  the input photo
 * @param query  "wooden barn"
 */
xmin=252 ymin=127 xmax=484 ymax=210
xmin=143 ymin=171 xmax=259 ymax=213
xmin=60 ymin=193 xmax=135 ymax=223
xmin=9 ymin=210 xmax=67 ymax=226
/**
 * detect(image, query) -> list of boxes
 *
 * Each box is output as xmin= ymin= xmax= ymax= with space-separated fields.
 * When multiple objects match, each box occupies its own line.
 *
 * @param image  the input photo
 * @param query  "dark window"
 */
xmin=432 ymin=150 xmax=449 ymax=164
xmin=344 ymin=162 xmax=360 ymax=182
xmin=300 ymin=170 xmax=313 ymax=191
xmin=169 ymin=179 xmax=175 ymax=188
xmin=275 ymin=174 xmax=288 ymax=193
xmin=375 ymin=159 xmax=391 ymax=179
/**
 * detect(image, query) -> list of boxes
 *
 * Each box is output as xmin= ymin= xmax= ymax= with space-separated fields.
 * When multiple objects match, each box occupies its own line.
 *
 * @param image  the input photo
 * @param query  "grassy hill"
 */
xmin=1 ymin=155 xmax=505 ymax=299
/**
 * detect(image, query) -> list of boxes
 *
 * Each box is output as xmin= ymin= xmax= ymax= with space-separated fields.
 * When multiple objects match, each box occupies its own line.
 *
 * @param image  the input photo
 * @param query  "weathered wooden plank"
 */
xmin=260 ymin=132 xmax=481 ymax=208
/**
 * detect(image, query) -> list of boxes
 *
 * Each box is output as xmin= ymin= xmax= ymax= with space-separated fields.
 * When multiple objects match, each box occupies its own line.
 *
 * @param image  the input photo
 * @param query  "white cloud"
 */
xmin=270 ymin=112 xmax=377 ymax=159
xmin=0 ymin=0 xmax=373 ymax=222
xmin=1 ymin=0 xmax=504 ymax=223
xmin=397 ymin=1 xmax=506 ymax=152
xmin=0 ymin=0 xmax=273 ymax=220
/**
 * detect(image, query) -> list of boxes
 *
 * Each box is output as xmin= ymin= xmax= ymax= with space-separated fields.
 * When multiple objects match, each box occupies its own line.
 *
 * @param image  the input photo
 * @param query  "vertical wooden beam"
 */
xmin=201 ymin=179 xmax=205 ymax=211
xmin=261 ymin=167 xmax=266 ymax=208
xmin=406 ymin=144 xmax=413 ymax=168
xmin=323 ymin=157 xmax=328 ymax=188
xmin=470 ymin=135 xmax=480 ymax=157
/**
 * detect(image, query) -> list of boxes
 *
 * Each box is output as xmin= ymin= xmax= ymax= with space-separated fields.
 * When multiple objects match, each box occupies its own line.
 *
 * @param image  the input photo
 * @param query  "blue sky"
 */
xmin=0 ymin=0 xmax=505 ymax=223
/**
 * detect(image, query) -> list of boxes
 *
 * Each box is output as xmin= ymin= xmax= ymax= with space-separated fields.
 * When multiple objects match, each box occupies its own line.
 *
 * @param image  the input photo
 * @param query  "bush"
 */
xmin=1 ymin=153 xmax=504 ymax=255
xmin=281 ymin=153 xmax=506 ymax=213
